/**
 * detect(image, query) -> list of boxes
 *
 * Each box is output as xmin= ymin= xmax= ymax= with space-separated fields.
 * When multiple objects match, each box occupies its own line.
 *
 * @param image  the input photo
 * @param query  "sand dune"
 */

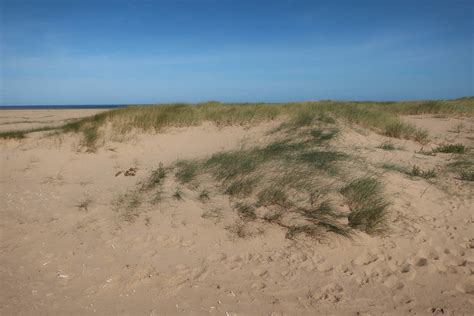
xmin=0 ymin=109 xmax=109 ymax=132
xmin=1 ymin=108 xmax=473 ymax=315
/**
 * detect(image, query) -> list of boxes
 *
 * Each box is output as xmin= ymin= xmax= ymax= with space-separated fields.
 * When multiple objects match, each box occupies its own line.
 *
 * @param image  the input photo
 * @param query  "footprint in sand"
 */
xmin=252 ymin=267 xmax=268 ymax=277
xmin=383 ymin=275 xmax=404 ymax=290
xmin=376 ymin=266 xmax=392 ymax=278
xmin=355 ymin=276 xmax=369 ymax=286
xmin=206 ymin=252 xmax=227 ymax=263
xmin=289 ymin=252 xmax=308 ymax=264
xmin=336 ymin=265 xmax=352 ymax=275
xmin=353 ymin=252 xmax=378 ymax=266
xmin=455 ymin=282 xmax=474 ymax=294
xmin=315 ymin=282 xmax=344 ymax=303
xmin=465 ymin=239 xmax=474 ymax=249
xmin=392 ymin=293 xmax=412 ymax=304
xmin=228 ymin=254 xmax=243 ymax=263
xmin=316 ymin=261 xmax=334 ymax=273
xmin=413 ymin=257 xmax=428 ymax=267
xmin=400 ymin=262 xmax=411 ymax=273
xmin=251 ymin=281 xmax=266 ymax=290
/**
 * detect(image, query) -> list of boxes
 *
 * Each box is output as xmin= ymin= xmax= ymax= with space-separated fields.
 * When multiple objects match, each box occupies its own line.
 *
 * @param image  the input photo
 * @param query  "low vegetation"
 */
xmin=409 ymin=165 xmax=437 ymax=179
xmin=175 ymin=160 xmax=198 ymax=184
xmin=172 ymin=187 xmax=183 ymax=200
xmin=0 ymin=125 xmax=63 ymax=139
xmin=381 ymin=163 xmax=410 ymax=174
xmin=381 ymin=163 xmax=437 ymax=180
xmin=198 ymin=189 xmax=210 ymax=202
xmin=459 ymin=170 xmax=474 ymax=181
xmin=76 ymin=198 xmax=92 ymax=211
xmin=144 ymin=121 xmax=390 ymax=240
xmin=432 ymin=143 xmax=466 ymax=154
xmin=340 ymin=177 xmax=389 ymax=234
xmin=14 ymin=98 xmax=467 ymax=240
xmin=111 ymin=99 xmax=473 ymax=239
xmin=448 ymin=153 xmax=474 ymax=181
xmin=377 ymin=142 xmax=395 ymax=150
xmin=114 ymin=164 xmax=167 ymax=221
xmin=14 ymin=99 xmax=474 ymax=150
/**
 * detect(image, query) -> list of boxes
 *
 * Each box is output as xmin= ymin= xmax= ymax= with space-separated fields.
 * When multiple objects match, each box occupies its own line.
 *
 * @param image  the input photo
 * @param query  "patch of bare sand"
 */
xmin=403 ymin=115 xmax=474 ymax=145
xmin=1 ymin=112 xmax=473 ymax=315
xmin=0 ymin=109 xmax=110 ymax=132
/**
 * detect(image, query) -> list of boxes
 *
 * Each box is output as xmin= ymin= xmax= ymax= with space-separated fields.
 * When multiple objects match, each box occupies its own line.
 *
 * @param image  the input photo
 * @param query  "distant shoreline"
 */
xmin=0 ymin=105 xmax=126 ymax=110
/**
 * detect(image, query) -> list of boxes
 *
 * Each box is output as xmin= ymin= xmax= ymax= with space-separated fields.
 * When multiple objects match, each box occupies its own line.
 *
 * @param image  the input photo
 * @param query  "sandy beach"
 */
xmin=0 ymin=109 xmax=110 ymax=132
xmin=1 ymin=106 xmax=473 ymax=315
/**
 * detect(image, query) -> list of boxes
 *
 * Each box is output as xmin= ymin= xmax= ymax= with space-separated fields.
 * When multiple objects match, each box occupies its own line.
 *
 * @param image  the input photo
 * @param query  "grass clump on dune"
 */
xmin=235 ymin=202 xmax=257 ymax=221
xmin=2 ymin=100 xmax=432 ymax=147
xmin=205 ymin=151 xmax=259 ymax=181
xmin=125 ymin=107 xmax=400 ymax=240
xmin=163 ymin=125 xmax=367 ymax=240
xmin=288 ymin=201 xmax=351 ymax=238
xmin=224 ymin=178 xmax=257 ymax=197
xmin=409 ymin=165 xmax=437 ymax=179
xmin=380 ymin=163 xmax=437 ymax=180
xmin=340 ymin=177 xmax=389 ymax=234
xmin=144 ymin=164 xmax=167 ymax=190
xmin=378 ymin=99 xmax=474 ymax=116
xmin=159 ymin=123 xmax=355 ymax=240
xmin=256 ymin=186 xmax=289 ymax=207
xmin=175 ymin=160 xmax=199 ymax=184
xmin=298 ymin=150 xmax=347 ymax=169
xmin=377 ymin=142 xmax=395 ymax=150
xmin=383 ymin=122 xmax=428 ymax=143
xmin=447 ymin=153 xmax=474 ymax=181
xmin=459 ymin=170 xmax=474 ymax=181
xmin=0 ymin=125 xmax=64 ymax=139
xmin=432 ymin=143 xmax=466 ymax=154
xmin=0 ymin=130 xmax=28 ymax=139
xmin=172 ymin=187 xmax=183 ymax=200
xmin=4 ymin=98 xmax=473 ymax=148
xmin=198 ymin=189 xmax=210 ymax=202
xmin=381 ymin=163 xmax=410 ymax=174
xmin=114 ymin=164 xmax=167 ymax=221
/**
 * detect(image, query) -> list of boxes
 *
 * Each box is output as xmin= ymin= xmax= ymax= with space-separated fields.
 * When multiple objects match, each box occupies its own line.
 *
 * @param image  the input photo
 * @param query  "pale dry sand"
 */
xmin=0 ymin=109 xmax=110 ymax=132
xmin=0 ymin=110 xmax=473 ymax=315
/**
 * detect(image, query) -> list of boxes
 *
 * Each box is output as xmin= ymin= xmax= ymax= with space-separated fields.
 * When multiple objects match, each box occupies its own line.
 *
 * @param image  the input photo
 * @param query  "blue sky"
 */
xmin=0 ymin=0 xmax=472 ymax=105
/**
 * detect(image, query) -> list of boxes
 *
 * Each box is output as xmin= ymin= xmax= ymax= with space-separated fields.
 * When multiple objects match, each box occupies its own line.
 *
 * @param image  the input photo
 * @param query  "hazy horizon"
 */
xmin=1 ymin=0 xmax=472 ymax=105
xmin=1 ymin=95 xmax=474 ymax=108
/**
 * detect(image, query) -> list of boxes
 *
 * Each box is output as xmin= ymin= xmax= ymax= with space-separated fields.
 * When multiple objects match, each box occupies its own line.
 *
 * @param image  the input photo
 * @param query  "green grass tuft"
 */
xmin=377 ymin=142 xmax=395 ymax=150
xmin=409 ymin=165 xmax=437 ymax=179
xmin=175 ymin=160 xmax=199 ymax=184
xmin=198 ymin=189 xmax=210 ymax=202
xmin=261 ymin=140 xmax=306 ymax=159
xmin=459 ymin=170 xmax=474 ymax=181
xmin=235 ymin=202 xmax=257 ymax=220
xmin=380 ymin=163 xmax=410 ymax=174
xmin=340 ymin=177 xmax=389 ymax=234
xmin=0 ymin=125 xmax=63 ymax=139
xmin=432 ymin=143 xmax=466 ymax=154
xmin=256 ymin=186 xmax=289 ymax=207
xmin=309 ymin=128 xmax=339 ymax=144
xmin=224 ymin=178 xmax=257 ymax=197
xmin=143 ymin=164 xmax=166 ymax=190
xmin=383 ymin=122 xmax=427 ymax=143
xmin=0 ymin=130 xmax=26 ymax=139
xmin=82 ymin=127 xmax=100 ymax=152
xmin=113 ymin=191 xmax=142 ymax=222
xmin=172 ymin=187 xmax=183 ymax=200
xmin=298 ymin=150 xmax=347 ymax=169
xmin=205 ymin=151 xmax=257 ymax=180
